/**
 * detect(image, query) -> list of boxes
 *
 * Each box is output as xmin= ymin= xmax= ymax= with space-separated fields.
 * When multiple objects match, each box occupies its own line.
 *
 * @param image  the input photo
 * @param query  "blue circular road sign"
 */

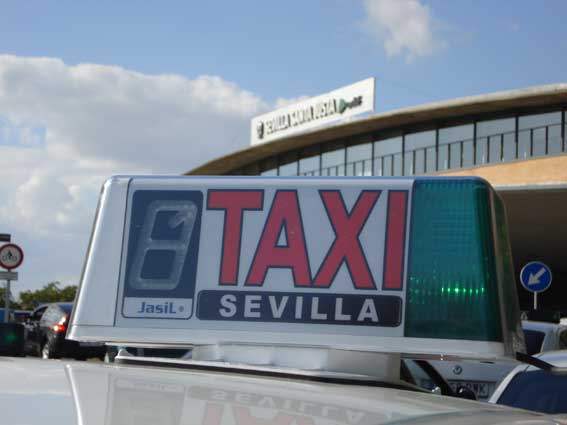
xmin=520 ymin=261 xmax=552 ymax=293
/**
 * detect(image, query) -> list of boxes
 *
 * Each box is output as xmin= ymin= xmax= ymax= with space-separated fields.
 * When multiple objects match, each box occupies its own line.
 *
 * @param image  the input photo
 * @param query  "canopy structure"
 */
xmin=496 ymin=185 xmax=567 ymax=311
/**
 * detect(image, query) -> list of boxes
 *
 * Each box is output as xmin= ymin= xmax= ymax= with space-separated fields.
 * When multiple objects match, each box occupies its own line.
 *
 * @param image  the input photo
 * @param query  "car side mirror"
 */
xmin=455 ymin=386 xmax=477 ymax=401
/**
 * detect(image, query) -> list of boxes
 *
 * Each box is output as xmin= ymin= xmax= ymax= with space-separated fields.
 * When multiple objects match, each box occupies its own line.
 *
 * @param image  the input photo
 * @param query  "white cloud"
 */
xmin=361 ymin=0 xmax=445 ymax=61
xmin=0 ymin=55 xmax=272 ymax=292
xmin=0 ymin=56 xmax=269 ymax=171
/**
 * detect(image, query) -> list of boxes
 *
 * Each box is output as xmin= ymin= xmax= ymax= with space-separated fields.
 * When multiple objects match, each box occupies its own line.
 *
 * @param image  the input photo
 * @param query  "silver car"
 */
xmin=408 ymin=320 xmax=567 ymax=401
xmin=489 ymin=350 xmax=567 ymax=413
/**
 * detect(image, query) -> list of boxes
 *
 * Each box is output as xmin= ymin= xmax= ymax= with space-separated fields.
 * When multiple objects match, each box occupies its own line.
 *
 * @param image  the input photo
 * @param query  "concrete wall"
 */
xmin=438 ymin=154 xmax=567 ymax=187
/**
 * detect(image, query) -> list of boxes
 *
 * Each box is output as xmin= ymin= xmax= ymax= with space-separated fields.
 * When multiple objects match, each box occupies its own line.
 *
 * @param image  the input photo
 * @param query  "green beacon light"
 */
xmin=405 ymin=178 xmax=523 ymax=353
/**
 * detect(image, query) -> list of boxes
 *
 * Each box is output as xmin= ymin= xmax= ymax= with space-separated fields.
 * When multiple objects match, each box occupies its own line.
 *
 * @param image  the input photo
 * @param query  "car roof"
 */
xmin=532 ymin=349 xmax=567 ymax=366
xmin=508 ymin=349 xmax=567 ymax=373
xmin=35 ymin=302 xmax=73 ymax=313
xmin=0 ymin=357 xmax=555 ymax=425
xmin=522 ymin=320 xmax=567 ymax=332
xmin=56 ymin=302 xmax=73 ymax=313
xmin=37 ymin=176 xmax=548 ymax=423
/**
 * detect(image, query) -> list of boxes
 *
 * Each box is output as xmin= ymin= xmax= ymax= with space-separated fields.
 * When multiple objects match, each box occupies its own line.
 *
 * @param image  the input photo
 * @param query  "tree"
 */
xmin=0 ymin=287 xmax=22 ymax=310
xmin=18 ymin=281 xmax=77 ymax=310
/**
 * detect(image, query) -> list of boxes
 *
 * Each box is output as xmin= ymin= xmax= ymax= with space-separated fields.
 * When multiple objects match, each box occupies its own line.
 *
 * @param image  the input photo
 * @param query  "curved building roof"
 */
xmin=188 ymin=83 xmax=567 ymax=175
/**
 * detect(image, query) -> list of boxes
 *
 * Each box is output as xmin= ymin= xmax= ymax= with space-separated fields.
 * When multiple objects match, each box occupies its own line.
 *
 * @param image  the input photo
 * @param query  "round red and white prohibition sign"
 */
xmin=0 ymin=243 xmax=24 ymax=270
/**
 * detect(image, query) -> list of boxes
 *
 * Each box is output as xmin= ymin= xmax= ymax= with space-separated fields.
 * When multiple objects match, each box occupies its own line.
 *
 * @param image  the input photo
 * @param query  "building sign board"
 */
xmin=251 ymin=78 xmax=375 ymax=146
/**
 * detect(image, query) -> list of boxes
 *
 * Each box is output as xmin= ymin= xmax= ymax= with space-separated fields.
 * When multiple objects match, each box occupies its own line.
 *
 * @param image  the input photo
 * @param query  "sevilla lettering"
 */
xmin=189 ymin=386 xmax=372 ymax=425
xmin=203 ymin=403 xmax=316 ymax=425
xmin=219 ymin=294 xmax=379 ymax=323
xmin=197 ymin=291 xmax=402 ymax=326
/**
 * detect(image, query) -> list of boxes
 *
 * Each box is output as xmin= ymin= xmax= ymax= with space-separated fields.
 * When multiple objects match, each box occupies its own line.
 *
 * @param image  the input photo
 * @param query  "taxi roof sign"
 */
xmin=69 ymin=176 xmax=524 ymax=360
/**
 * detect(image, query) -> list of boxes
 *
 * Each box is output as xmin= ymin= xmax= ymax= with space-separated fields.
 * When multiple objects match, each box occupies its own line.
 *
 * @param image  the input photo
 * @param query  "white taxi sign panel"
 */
xmin=120 ymin=180 xmax=408 ymax=327
xmin=69 ymin=176 xmax=524 ymax=359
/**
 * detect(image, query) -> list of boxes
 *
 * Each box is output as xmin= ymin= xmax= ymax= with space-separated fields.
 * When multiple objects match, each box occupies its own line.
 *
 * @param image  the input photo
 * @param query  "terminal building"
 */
xmin=188 ymin=81 xmax=567 ymax=313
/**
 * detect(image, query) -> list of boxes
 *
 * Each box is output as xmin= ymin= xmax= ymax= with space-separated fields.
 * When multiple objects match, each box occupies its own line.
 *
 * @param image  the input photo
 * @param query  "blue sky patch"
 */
xmin=0 ymin=116 xmax=46 ymax=148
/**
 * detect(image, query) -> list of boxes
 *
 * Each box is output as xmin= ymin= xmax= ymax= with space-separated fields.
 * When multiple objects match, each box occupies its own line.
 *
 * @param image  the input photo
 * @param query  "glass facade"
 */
xmin=278 ymin=152 xmax=298 ymax=176
xmin=321 ymin=144 xmax=345 ymax=176
xmin=439 ymin=124 xmax=474 ymax=170
xmin=374 ymin=136 xmax=402 ymax=176
xmin=237 ymin=107 xmax=567 ymax=177
xmin=346 ymin=142 xmax=372 ymax=176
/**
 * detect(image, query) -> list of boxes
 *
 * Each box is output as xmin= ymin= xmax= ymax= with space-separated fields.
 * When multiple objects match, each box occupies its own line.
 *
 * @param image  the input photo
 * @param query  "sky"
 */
xmin=0 ymin=0 xmax=566 ymax=295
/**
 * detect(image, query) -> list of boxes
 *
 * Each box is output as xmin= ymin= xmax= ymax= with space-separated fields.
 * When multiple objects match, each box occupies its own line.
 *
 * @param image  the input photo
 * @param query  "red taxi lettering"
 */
xmin=207 ymin=190 xmax=263 ymax=285
xmin=207 ymin=188 xmax=408 ymax=290
xmin=383 ymin=191 xmax=408 ymax=290
xmin=313 ymin=190 xmax=380 ymax=289
xmin=203 ymin=403 xmax=224 ymax=425
xmin=245 ymin=190 xmax=311 ymax=287
xmin=233 ymin=406 xmax=315 ymax=425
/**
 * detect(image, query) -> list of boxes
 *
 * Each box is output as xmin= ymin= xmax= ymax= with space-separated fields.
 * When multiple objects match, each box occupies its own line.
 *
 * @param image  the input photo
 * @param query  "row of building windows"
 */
xmin=234 ymin=109 xmax=567 ymax=177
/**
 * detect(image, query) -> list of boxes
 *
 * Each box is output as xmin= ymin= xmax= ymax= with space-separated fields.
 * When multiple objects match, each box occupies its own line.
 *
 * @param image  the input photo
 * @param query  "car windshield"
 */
xmin=497 ymin=369 xmax=567 ymax=414
xmin=523 ymin=329 xmax=545 ymax=355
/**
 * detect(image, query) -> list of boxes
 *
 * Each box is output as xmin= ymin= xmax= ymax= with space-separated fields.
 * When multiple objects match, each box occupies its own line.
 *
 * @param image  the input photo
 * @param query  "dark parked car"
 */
xmin=24 ymin=302 xmax=105 ymax=360
xmin=13 ymin=310 xmax=31 ymax=324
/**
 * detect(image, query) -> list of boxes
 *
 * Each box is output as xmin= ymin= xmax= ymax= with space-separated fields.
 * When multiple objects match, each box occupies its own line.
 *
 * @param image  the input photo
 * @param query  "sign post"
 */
xmin=519 ymin=261 xmax=552 ymax=311
xmin=0 ymin=243 xmax=24 ymax=323
xmin=4 ymin=280 xmax=9 ymax=323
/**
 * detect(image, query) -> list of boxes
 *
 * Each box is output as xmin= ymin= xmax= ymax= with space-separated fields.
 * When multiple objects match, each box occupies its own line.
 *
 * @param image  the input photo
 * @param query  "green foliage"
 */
xmin=0 ymin=287 xmax=21 ymax=310
xmin=18 ymin=281 xmax=77 ymax=310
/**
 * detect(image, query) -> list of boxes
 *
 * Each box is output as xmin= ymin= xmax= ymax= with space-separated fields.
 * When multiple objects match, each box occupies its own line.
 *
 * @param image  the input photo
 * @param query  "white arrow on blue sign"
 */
xmin=520 ymin=261 xmax=552 ymax=293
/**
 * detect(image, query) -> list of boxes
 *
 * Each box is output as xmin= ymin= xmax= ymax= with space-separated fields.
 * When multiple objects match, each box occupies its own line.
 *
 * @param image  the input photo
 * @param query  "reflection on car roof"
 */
xmin=0 ymin=358 xmax=553 ymax=425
